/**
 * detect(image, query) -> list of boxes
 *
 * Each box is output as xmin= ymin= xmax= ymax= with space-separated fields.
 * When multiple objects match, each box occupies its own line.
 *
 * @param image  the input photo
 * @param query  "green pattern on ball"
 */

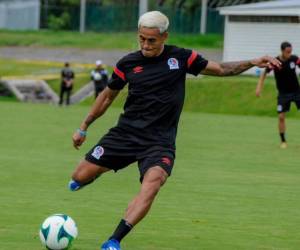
xmin=57 ymin=224 xmax=74 ymax=245
xmin=41 ymin=225 xmax=50 ymax=241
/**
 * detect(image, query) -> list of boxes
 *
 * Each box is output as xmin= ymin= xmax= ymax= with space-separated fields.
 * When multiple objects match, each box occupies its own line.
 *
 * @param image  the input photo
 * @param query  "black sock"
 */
xmin=109 ymin=219 xmax=133 ymax=242
xmin=280 ymin=133 xmax=286 ymax=142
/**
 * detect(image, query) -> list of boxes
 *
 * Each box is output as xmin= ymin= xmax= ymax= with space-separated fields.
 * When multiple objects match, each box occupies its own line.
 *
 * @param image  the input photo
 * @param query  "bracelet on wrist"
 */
xmin=77 ymin=129 xmax=87 ymax=137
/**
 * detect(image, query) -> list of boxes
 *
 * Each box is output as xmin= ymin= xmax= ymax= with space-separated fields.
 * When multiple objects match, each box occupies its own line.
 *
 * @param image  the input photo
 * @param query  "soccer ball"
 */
xmin=39 ymin=214 xmax=78 ymax=250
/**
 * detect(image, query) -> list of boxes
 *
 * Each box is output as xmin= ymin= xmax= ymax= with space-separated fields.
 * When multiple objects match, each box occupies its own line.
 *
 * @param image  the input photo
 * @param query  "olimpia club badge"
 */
xmin=168 ymin=58 xmax=179 ymax=70
xmin=290 ymin=61 xmax=296 ymax=69
xmin=92 ymin=146 xmax=104 ymax=160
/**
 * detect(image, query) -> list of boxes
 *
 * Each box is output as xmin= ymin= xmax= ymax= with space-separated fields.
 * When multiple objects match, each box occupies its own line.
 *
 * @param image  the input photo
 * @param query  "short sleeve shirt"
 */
xmin=107 ymin=45 xmax=208 ymax=146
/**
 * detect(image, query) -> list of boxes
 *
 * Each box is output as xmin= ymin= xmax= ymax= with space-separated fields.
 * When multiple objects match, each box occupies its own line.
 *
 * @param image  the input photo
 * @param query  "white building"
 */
xmin=219 ymin=0 xmax=300 ymax=73
xmin=0 ymin=0 xmax=40 ymax=30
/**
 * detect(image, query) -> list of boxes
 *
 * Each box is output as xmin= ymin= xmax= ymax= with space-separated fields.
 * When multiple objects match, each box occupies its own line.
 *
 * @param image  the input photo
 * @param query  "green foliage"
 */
xmin=48 ymin=12 xmax=71 ymax=30
xmin=41 ymin=0 xmax=80 ymax=6
xmin=40 ymin=1 xmax=223 ymax=33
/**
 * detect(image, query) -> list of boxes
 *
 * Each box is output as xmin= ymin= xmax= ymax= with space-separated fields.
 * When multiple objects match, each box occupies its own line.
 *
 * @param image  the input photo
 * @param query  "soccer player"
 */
xmin=91 ymin=60 xmax=108 ymax=99
xmin=69 ymin=11 xmax=281 ymax=250
xmin=256 ymin=41 xmax=300 ymax=148
xmin=59 ymin=62 xmax=75 ymax=106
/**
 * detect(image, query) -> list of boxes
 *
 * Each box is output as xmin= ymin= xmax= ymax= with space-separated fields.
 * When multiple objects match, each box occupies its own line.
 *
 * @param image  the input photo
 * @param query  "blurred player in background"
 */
xmin=59 ymin=62 xmax=75 ymax=106
xmin=69 ymin=11 xmax=281 ymax=250
xmin=91 ymin=60 xmax=108 ymax=98
xmin=256 ymin=42 xmax=300 ymax=148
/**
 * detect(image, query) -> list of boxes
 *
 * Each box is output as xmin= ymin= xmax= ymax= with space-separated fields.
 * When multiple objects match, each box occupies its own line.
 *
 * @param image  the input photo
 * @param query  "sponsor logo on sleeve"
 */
xmin=91 ymin=146 xmax=104 ymax=160
xmin=167 ymin=58 xmax=179 ymax=70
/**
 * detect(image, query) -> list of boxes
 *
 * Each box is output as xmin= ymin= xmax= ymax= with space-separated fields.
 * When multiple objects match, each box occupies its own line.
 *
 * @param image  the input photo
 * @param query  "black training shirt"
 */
xmin=108 ymin=45 xmax=208 ymax=147
xmin=267 ymin=55 xmax=300 ymax=94
xmin=61 ymin=68 xmax=75 ymax=80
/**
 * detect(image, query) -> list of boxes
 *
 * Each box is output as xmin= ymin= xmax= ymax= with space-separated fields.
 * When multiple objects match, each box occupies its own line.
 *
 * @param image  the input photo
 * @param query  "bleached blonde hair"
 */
xmin=138 ymin=11 xmax=169 ymax=34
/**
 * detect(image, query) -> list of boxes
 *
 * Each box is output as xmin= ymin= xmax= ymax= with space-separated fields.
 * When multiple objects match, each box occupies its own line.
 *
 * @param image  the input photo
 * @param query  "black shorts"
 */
xmin=277 ymin=92 xmax=300 ymax=113
xmin=85 ymin=127 xmax=175 ymax=182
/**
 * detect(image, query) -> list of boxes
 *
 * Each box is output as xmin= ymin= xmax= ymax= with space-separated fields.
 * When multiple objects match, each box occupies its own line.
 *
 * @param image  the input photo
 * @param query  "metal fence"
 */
xmin=40 ymin=4 xmax=224 ymax=34
xmin=0 ymin=0 xmax=40 ymax=30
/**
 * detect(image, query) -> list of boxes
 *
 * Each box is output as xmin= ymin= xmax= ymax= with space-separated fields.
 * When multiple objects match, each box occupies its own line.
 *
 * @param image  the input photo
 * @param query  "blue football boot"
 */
xmin=101 ymin=239 xmax=121 ymax=250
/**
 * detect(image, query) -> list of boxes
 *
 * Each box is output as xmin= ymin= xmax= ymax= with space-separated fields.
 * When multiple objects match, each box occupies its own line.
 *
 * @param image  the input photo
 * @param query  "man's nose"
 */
xmin=143 ymin=41 xmax=150 ymax=49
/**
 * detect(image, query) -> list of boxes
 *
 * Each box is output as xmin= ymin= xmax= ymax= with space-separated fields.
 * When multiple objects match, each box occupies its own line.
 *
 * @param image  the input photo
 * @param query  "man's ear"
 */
xmin=162 ymin=31 xmax=168 ymax=41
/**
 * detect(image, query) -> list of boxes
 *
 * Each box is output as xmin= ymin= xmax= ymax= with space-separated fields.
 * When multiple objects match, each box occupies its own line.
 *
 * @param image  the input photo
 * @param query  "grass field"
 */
xmin=0 ymin=30 xmax=223 ymax=50
xmin=1 ymin=101 xmax=300 ymax=250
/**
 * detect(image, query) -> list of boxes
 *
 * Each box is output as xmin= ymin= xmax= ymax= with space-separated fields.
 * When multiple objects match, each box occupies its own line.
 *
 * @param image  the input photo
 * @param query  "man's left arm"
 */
xmin=201 ymin=56 xmax=281 ymax=76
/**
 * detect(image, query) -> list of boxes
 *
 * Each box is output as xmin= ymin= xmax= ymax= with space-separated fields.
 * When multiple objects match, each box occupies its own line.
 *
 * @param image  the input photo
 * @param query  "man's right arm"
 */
xmin=80 ymin=87 xmax=119 ymax=130
xmin=256 ymin=69 xmax=268 ymax=97
xmin=72 ymin=87 xmax=119 ymax=149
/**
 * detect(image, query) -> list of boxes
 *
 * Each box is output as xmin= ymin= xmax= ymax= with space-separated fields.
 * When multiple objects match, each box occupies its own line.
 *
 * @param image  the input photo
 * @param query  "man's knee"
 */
xmin=68 ymin=160 xmax=108 ymax=192
xmin=279 ymin=113 xmax=285 ymax=122
xmin=70 ymin=167 xmax=87 ymax=185
xmin=69 ymin=170 xmax=88 ymax=191
xmin=142 ymin=167 xmax=168 ymax=197
xmin=69 ymin=172 xmax=100 ymax=192
xmin=71 ymin=171 xmax=83 ymax=183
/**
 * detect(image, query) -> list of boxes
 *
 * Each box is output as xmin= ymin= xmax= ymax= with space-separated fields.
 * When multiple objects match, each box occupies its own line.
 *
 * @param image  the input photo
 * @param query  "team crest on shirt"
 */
xmin=290 ymin=62 xmax=296 ymax=69
xmin=167 ymin=58 xmax=179 ymax=70
xmin=92 ymin=146 xmax=104 ymax=160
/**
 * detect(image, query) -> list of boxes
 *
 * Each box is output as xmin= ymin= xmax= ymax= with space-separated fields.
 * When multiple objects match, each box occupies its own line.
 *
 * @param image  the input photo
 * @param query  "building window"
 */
xmin=229 ymin=15 xmax=300 ymax=23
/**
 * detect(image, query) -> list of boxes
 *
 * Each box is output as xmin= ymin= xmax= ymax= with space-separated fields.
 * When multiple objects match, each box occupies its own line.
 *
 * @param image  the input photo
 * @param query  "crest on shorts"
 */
xmin=92 ymin=146 xmax=104 ymax=160
xmin=161 ymin=157 xmax=172 ymax=166
xmin=168 ymin=58 xmax=179 ymax=70
xmin=290 ymin=62 xmax=296 ymax=69
xmin=277 ymin=105 xmax=283 ymax=112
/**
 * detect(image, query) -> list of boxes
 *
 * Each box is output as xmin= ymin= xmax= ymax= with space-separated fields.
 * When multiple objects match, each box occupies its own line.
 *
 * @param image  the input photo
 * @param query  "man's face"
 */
xmin=282 ymin=47 xmax=292 ymax=60
xmin=138 ymin=27 xmax=168 ymax=57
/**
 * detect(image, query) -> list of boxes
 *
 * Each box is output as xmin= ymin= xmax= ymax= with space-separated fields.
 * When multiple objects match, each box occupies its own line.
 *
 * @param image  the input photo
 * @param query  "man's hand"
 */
xmin=71 ymin=88 xmax=120 ymax=150
xmin=251 ymin=55 xmax=281 ymax=69
xmin=65 ymin=79 xmax=73 ymax=88
xmin=255 ymin=68 xmax=268 ymax=98
xmin=72 ymin=130 xmax=86 ymax=150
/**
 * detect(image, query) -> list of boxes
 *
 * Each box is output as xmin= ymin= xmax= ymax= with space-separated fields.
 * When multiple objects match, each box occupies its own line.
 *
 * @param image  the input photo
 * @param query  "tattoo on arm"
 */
xmin=220 ymin=60 xmax=253 ymax=76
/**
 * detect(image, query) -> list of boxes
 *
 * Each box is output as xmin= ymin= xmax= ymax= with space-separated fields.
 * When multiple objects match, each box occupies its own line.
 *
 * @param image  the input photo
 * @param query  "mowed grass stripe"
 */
xmin=0 ymin=30 xmax=223 ymax=50
xmin=0 ymin=102 xmax=300 ymax=250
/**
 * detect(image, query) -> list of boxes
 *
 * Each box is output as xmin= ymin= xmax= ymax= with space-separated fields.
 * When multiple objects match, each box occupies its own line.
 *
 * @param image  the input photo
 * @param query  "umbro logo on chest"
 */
xmin=167 ymin=58 xmax=179 ymax=70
